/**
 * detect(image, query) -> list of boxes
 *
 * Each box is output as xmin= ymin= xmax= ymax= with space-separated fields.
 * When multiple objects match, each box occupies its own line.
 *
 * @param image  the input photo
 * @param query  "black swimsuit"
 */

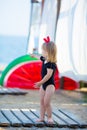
xmin=40 ymin=56 xmax=56 ymax=91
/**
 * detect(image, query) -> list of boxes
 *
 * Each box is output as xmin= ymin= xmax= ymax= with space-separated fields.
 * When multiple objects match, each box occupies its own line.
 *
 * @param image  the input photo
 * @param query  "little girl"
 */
xmin=32 ymin=36 xmax=57 ymax=124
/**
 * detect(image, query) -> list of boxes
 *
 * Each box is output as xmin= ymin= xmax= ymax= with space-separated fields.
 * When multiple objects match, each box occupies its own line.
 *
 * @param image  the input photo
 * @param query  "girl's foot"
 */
xmin=36 ymin=118 xmax=44 ymax=122
xmin=47 ymin=118 xmax=54 ymax=124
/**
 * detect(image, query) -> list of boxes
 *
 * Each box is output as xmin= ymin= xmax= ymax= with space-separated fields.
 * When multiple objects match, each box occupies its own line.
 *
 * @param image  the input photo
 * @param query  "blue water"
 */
xmin=0 ymin=35 xmax=28 ymax=64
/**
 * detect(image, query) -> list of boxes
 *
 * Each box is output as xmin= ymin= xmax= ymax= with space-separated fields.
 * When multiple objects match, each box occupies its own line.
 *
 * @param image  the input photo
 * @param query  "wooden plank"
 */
xmin=36 ymin=128 xmax=70 ymax=130
xmin=11 ymin=109 xmax=33 ymax=127
xmin=52 ymin=109 xmax=79 ymax=128
xmin=0 ymin=111 xmax=10 ymax=127
xmin=3 ymin=88 xmax=16 ymax=94
xmin=21 ymin=109 xmax=45 ymax=127
xmin=59 ymin=109 xmax=87 ymax=128
xmin=30 ymin=109 xmax=57 ymax=127
xmin=44 ymin=112 xmax=64 ymax=127
xmin=30 ymin=109 xmax=46 ymax=127
xmin=0 ymin=88 xmax=5 ymax=94
xmin=0 ymin=88 xmax=27 ymax=95
xmin=21 ymin=109 xmax=37 ymax=122
xmin=30 ymin=109 xmax=49 ymax=127
xmin=1 ymin=109 xmax=22 ymax=127
xmin=52 ymin=112 xmax=67 ymax=127
xmin=0 ymin=88 xmax=11 ymax=94
xmin=0 ymin=108 xmax=86 ymax=129
xmin=0 ymin=127 xmax=72 ymax=130
xmin=5 ymin=88 xmax=16 ymax=94
xmin=8 ymin=88 xmax=23 ymax=95
xmin=10 ymin=88 xmax=27 ymax=95
xmin=6 ymin=88 xmax=27 ymax=95
xmin=30 ymin=109 xmax=40 ymax=118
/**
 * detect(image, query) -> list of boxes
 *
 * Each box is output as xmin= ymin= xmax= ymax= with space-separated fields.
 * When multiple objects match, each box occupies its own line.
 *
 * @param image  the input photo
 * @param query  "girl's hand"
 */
xmin=30 ymin=54 xmax=35 ymax=58
xmin=30 ymin=54 xmax=40 ymax=59
xmin=34 ymin=82 xmax=42 ymax=88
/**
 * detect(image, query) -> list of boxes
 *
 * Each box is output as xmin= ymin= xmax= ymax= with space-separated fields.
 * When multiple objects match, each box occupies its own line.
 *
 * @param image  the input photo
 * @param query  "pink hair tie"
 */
xmin=43 ymin=36 xmax=50 ymax=44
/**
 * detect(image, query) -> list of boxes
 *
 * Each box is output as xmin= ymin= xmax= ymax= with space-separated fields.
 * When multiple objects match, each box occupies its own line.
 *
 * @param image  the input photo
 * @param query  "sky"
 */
xmin=0 ymin=0 xmax=31 ymax=36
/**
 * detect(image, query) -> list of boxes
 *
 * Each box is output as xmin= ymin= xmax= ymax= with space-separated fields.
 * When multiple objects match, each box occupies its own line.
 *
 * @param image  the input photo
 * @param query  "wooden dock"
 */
xmin=0 ymin=88 xmax=27 ymax=95
xmin=0 ymin=108 xmax=87 ymax=128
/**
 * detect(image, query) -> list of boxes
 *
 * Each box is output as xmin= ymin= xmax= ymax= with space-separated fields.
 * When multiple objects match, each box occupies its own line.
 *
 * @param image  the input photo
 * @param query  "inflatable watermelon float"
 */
xmin=0 ymin=54 xmax=78 ymax=90
xmin=0 ymin=55 xmax=59 ymax=90
xmin=63 ymin=77 xmax=79 ymax=90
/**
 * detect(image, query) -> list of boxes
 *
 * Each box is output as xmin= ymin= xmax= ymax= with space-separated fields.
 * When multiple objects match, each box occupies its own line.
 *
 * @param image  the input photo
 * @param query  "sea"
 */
xmin=0 ymin=35 xmax=28 ymax=65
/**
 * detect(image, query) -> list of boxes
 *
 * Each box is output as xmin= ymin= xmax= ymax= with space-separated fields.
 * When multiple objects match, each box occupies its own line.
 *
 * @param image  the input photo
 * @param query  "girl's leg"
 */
xmin=44 ymin=85 xmax=55 ymax=122
xmin=38 ymin=86 xmax=45 ymax=121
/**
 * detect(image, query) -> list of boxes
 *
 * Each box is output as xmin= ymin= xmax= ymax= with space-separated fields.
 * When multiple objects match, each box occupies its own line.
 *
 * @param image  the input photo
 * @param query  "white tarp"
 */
xmin=38 ymin=0 xmax=57 ymax=53
xmin=56 ymin=0 xmax=87 ymax=81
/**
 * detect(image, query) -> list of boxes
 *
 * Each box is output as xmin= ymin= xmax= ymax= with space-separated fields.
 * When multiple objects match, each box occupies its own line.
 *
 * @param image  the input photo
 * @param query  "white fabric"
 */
xmin=38 ymin=0 xmax=57 ymax=53
xmin=56 ymin=0 xmax=87 ymax=81
xmin=28 ymin=0 xmax=87 ymax=82
xmin=27 ymin=3 xmax=41 ymax=54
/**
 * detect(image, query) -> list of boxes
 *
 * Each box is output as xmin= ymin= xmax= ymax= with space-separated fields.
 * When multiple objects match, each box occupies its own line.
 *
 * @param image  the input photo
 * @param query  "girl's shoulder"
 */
xmin=46 ymin=62 xmax=57 ymax=69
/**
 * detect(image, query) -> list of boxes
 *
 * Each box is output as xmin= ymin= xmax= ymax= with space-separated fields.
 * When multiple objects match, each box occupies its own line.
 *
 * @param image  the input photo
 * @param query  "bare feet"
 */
xmin=47 ymin=118 xmax=54 ymax=124
xmin=36 ymin=118 xmax=44 ymax=122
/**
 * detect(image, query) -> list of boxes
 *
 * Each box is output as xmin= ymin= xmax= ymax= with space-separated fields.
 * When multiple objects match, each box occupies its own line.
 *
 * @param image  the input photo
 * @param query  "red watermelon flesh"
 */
xmin=63 ymin=77 xmax=79 ymax=90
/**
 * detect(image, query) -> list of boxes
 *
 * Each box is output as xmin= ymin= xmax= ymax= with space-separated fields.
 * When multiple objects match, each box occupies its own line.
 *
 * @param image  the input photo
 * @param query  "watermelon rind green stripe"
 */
xmin=0 ymin=55 xmax=37 ymax=86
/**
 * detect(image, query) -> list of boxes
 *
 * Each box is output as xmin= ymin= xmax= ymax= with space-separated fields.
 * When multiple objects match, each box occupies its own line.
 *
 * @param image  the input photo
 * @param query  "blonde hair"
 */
xmin=42 ymin=41 xmax=57 ymax=63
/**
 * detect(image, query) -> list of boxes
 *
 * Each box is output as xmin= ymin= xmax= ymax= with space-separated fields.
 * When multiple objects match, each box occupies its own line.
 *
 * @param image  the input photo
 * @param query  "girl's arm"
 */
xmin=34 ymin=68 xmax=53 ymax=87
xmin=30 ymin=54 xmax=40 ymax=60
xmin=40 ymin=68 xmax=53 ymax=84
xmin=30 ymin=48 xmax=41 ymax=59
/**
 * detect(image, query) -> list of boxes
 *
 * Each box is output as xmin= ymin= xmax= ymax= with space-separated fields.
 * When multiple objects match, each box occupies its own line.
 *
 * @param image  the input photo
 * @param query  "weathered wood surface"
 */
xmin=0 ymin=109 xmax=87 ymax=128
xmin=0 ymin=88 xmax=27 ymax=95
